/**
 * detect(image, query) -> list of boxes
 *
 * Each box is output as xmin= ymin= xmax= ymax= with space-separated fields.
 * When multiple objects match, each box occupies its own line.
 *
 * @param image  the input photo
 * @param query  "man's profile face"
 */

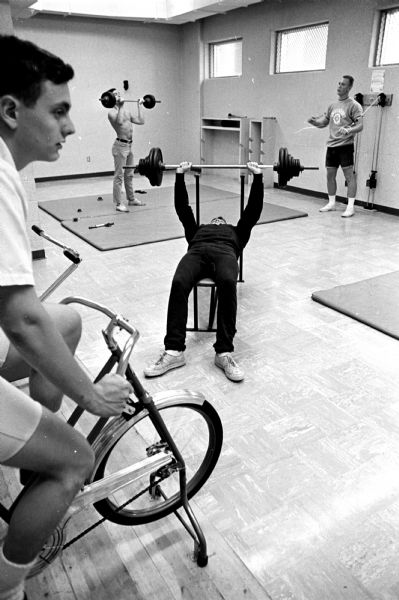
xmin=337 ymin=78 xmax=351 ymax=97
xmin=15 ymin=80 xmax=75 ymax=164
xmin=210 ymin=216 xmax=227 ymax=226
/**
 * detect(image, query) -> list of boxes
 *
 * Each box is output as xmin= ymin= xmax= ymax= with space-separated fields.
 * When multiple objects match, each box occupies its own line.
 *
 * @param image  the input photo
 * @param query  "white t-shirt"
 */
xmin=0 ymin=137 xmax=35 ymax=365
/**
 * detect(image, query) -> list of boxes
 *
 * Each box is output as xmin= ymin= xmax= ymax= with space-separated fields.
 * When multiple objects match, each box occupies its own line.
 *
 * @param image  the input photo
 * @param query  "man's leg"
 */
xmin=164 ymin=252 xmax=207 ymax=351
xmin=111 ymin=141 xmax=129 ymax=211
xmin=0 ymin=303 xmax=82 ymax=412
xmin=0 ymin=391 xmax=94 ymax=599
xmin=342 ymin=165 xmax=356 ymax=218
xmin=212 ymin=253 xmax=243 ymax=382
xmin=144 ymin=251 xmax=206 ymax=377
xmin=320 ymin=166 xmax=338 ymax=212
xmin=212 ymin=253 xmax=238 ymax=354
xmin=125 ymin=148 xmax=144 ymax=206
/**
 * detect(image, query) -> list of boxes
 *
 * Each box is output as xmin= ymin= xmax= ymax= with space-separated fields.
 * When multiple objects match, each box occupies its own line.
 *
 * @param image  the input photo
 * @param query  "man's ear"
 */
xmin=0 ymin=95 xmax=20 ymax=130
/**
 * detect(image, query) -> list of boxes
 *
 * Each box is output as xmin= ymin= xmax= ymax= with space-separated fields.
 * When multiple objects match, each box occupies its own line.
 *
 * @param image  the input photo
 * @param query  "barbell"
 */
xmin=126 ymin=147 xmax=318 ymax=187
xmin=99 ymin=90 xmax=161 ymax=110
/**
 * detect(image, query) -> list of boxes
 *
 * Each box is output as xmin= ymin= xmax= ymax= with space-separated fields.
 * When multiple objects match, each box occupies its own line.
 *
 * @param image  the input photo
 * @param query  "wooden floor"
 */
xmin=3 ymin=171 xmax=399 ymax=599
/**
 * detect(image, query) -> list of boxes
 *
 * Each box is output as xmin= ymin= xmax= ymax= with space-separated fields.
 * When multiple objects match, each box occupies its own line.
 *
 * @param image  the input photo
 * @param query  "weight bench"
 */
xmin=187 ymin=278 xmax=219 ymax=332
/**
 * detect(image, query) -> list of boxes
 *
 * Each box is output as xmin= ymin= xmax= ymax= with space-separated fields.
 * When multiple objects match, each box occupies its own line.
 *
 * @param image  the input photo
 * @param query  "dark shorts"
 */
xmin=325 ymin=145 xmax=354 ymax=168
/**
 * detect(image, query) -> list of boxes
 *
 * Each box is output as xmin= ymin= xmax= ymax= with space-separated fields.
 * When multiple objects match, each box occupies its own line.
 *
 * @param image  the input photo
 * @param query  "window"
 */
xmin=375 ymin=7 xmax=399 ymax=66
xmin=209 ymin=39 xmax=242 ymax=78
xmin=275 ymin=23 xmax=328 ymax=73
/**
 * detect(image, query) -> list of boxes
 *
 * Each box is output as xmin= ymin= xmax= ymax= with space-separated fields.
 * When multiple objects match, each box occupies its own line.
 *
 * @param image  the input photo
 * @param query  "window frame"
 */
xmin=274 ymin=21 xmax=329 ymax=74
xmin=208 ymin=38 xmax=243 ymax=79
xmin=374 ymin=6 xmax=399 ymax=67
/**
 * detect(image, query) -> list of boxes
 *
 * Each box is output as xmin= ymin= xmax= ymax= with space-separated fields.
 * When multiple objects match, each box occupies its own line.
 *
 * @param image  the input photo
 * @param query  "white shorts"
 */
xmin=0 ymin=376 xmax=42 ymax=462
xmin=0 ymin=328 xmax=10 ymax=368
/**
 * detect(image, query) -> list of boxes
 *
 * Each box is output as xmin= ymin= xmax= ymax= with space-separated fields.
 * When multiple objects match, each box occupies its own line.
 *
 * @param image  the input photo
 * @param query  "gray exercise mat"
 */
xmin=60 ymin=198 xmax=307 ymax=251
xmin=38 ymin=185 xmax=238 ymax=222
xmin=312 ymin=271 xmax=399 ymax=340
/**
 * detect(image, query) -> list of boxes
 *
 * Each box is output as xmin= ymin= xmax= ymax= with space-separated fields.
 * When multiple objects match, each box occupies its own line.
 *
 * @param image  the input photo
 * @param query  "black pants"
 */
xmin=164 ymin=245 xmax=238 ymax=354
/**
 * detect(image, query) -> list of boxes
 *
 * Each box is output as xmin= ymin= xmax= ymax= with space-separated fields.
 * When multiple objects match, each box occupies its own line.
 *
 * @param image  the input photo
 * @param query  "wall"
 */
xmin=14 ymin=15 xmax=185 ymax=179
xmin=178 ymin=21 xmax=203 ymax=164
xmin=12 ymin=1 xmax=399 ymax=209
xmin=200 ymin=0 xmax=399 ymax=208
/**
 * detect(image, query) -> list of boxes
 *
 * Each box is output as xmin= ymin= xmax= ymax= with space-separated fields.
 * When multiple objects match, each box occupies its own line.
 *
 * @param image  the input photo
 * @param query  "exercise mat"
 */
xmin=41 ymin=185 xmax=307 ymax=251
xmin=38 ymin=185 xmax=237 ymax=222
xmin=312 ymin=271 xmax=399 ymax=340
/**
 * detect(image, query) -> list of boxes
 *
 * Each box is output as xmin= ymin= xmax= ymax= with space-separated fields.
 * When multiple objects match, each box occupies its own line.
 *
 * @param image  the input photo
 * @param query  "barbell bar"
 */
xmin=125 ymin=146 xmax=318 ymax=187
xmin=99 ymin=90 xmax=161 ymax=110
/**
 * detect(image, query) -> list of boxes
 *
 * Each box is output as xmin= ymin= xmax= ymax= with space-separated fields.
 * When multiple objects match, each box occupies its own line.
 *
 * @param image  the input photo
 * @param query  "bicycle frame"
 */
xmin=60 ymin=295 xmax=209 ymax=561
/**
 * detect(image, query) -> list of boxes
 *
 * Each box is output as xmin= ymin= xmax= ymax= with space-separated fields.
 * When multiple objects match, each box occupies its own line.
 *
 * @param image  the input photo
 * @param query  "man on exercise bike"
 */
xmin=0 ymin=35 xmax=132 ymax=600
xmin=144 ymin=160 xmax=263 ymax=382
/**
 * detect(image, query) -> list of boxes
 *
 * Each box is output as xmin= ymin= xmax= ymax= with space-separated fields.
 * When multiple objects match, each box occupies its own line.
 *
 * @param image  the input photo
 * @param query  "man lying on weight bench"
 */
xmin=144 ymin=161 xmax=263 ymax=382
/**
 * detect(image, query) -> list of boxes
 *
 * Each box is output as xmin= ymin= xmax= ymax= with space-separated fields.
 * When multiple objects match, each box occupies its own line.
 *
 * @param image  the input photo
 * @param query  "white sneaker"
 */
xmin=128 ymin=198 xmax=145 ymax=206
xmin=341 ymin=209 xmax=355 ymax=218
xmin=215 ymin=353 xmax=244 ymax=382
xmin=319 ymin=203 xmax=336 ymax=212
xmin=143 ymin=351 xmax=185 ymax=377
xmin=116 ymin=204 xmax=129 ymax=213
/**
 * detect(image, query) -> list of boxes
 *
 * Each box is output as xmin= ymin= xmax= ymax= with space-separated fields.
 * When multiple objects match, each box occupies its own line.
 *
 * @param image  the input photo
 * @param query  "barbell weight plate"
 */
xmin=100 ymin=91 xmax=116 ymax=109
xmin=277 ymin=147 xmax=288 ymax=187
xmin=152 ymin=147 xmax=164 ymax=186
xmin=142 ymin=94 xmax=156 ymax=109
xmin=139 ymin=147 xmax=164 ymax=186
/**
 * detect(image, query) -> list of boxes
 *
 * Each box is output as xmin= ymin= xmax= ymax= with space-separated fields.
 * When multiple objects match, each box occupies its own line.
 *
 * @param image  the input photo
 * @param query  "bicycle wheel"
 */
xmin=90 ymin=390 xmax=223 ymax=526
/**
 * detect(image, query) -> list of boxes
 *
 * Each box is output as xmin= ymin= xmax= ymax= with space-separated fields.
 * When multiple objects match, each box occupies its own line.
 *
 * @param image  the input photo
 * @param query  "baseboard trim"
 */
xmin=35 ymin=171 xmax=113 ymax=183
xmin=276 ymin=184 xmax=399 ymax=217
xmin=32 ymin=249 xmax=46 ymax=260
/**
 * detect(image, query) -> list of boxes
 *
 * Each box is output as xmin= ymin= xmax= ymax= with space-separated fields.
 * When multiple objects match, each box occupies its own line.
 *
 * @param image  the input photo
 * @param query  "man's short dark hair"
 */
xmin=343 ymin=75 xmax=354 ymax=87
xmin=0 ymin=35 xmax=74 ymax=107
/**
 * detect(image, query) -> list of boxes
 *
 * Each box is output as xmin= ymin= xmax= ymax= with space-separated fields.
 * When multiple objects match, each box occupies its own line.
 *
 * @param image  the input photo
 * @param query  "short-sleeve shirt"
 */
xmin=0 ymin=137 xmax=35 ymax=365
xmin=325 ymin=98 xmax=363 ymax=148
xmin=0 ymin=137 xmax=42 ymax=462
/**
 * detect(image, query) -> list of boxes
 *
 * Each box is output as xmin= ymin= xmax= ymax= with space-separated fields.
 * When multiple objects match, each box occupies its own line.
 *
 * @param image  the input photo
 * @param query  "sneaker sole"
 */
xmin=143 ymin=361 xmax=185 ymax=378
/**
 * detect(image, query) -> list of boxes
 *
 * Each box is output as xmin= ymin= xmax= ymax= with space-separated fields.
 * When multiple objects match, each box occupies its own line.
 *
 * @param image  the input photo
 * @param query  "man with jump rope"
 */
xmin=0 ymin=35 xmax=132 ymax=600
xmin=307 ymin=75 xmax=363 ymax=218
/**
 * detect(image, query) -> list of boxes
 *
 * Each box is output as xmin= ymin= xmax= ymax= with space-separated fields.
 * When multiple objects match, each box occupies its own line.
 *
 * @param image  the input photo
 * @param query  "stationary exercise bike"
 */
xmin=0 ymin=227 xmax=223 ymax=576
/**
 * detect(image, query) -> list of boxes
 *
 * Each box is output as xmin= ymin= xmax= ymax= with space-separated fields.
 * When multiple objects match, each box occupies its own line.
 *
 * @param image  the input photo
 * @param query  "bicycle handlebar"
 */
xmin=32 ymin=225 xmax=81 ymax=264
xmin=60 ymin=296 xmax=140 ymax=377
xmin=32 ymin=226 xmax=138 ymax=376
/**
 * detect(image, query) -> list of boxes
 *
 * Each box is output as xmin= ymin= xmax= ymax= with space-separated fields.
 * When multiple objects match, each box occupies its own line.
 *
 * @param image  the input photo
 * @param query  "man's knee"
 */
xmin=47 ymin=304 xmax=82 ymax=351
xmin=326 ymin=168 xmax=337 ymax=182
xmin=49 ymin=430 xmax=94 ymax=488
xmin=64 ymin=306 xmax=82 ymax=346
xmin=343 ymin=167 xmax=355 ymax=183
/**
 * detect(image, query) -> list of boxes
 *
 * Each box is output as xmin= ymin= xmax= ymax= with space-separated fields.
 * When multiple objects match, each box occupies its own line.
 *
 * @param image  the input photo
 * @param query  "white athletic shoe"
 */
xmin=143 ymin=351 xmax=186 ymax=377
xmin=116 ymin=204 xmax=129 ymax=213
xmin=319 ymin=202 xmax=336 ymax=212
xmin=214 ymin=353 xmax=244 ymax=382
xmin=341 ymin=209 xmax=355 ymax=218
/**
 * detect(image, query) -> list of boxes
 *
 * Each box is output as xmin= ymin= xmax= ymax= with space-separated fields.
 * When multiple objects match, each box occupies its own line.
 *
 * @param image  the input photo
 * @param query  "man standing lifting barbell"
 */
xmin=107 ymin=89 xmax=145 ymax=212
xmin=144 ymin=161 xmax=263 ymax=383
xmin=308 ymin=75 xmax=363 ymax=218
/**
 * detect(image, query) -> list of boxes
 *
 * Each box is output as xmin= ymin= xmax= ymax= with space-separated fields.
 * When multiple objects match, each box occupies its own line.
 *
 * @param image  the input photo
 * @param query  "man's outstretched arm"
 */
xmin=174 ymin=162 xmax=198 ymax=242
xmin=236 ymin=163 xmax=264 ymax=243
